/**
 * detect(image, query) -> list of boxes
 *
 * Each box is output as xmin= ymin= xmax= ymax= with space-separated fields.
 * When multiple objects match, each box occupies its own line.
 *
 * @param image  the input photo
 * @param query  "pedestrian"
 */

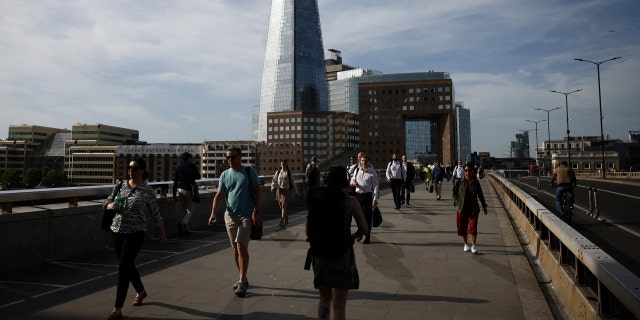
xmin=172 ymin=152 xmax=201 ymax=237
xmin=307 ymin=165 xmax=369 ymax=320
xmin=347 ymin=155 xmax=358 ymax=177
xmin=386 ymin=153 xmax=406 ymax=210
xmin=208 ymin=147 xmax=261 ymax=298
xmin=453 ymin=162 xmax=488 ymax=254
xmin=421 ymin=165 xmax=432 ymax=191
xmin=350 ymin=154 xmax=379 ymax=244
xmin=104 ymin=158 xmax=167 ymax=320
xmin=271 ymin=159 xmax=295 ymax=226
xmin=400 ymin=154 xmax=416 ymax=206
xmin=431 ymin=161 xmax=445 ymax=200
xmin=452 ymin=160 xmax=464 ymax=186
xmin=306 ymin=156 xmax=321 ymax=190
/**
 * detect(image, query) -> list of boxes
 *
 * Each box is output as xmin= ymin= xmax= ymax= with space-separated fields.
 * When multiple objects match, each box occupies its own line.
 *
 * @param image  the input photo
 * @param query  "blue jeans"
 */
xmin=555 ymin=186 xmax=574 ymax=215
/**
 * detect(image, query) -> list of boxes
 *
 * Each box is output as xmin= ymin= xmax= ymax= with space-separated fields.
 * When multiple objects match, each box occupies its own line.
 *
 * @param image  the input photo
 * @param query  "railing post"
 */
xmin=1 ymin=202 xmax=12 ymax=214
xmin=588 ymin=187 xmax=594 ymax=216
xmin=598 ymin=281 xmax=613 ymax=316
xmin=593 ymin=188 xmax=599 ymax=218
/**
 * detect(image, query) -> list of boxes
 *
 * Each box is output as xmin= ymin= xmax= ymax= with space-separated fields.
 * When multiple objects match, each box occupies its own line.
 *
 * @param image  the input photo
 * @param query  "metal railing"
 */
xmin=487 ymin=172 xmax=640 ymax=319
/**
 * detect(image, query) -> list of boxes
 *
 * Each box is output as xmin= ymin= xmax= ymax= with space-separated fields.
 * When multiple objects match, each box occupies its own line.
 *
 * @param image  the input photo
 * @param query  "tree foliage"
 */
xmin=1 ymin=169 xmax=21 ymax=189
xmin=23 ymin=168 xmax=42 ymax=188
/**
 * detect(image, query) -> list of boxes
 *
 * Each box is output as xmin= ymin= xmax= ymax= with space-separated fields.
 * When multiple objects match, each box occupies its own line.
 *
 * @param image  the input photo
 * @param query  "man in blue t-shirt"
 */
xmin=209 ymin=147 xmax=261 ymax=298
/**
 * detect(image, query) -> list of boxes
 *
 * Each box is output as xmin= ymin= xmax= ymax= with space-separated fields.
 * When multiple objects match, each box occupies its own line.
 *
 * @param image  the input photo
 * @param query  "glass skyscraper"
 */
xmin=256 ymin=0 xmax=329 ymax=141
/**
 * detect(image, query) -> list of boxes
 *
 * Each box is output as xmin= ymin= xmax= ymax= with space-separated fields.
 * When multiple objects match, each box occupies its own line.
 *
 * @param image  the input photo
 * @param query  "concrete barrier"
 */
xmin=0 ymin=181 xmax=306 ymax=274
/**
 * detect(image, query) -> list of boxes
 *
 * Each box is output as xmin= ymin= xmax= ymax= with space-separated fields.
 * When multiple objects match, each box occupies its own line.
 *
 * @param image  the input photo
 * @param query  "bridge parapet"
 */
xmin=487 ymin=172 xmax=640 ymax=319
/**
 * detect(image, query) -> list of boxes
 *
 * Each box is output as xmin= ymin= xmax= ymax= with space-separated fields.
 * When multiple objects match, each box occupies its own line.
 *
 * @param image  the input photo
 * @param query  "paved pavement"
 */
xmin=0 ymin=179 xmax=554 ymax=320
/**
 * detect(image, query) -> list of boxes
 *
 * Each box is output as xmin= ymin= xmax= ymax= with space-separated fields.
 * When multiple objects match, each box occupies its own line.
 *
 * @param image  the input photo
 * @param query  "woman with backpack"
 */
xmin=306 ymin=165 xmax=369 ymax=320
xmin=271 ymin=159 xmax=295 ymax=226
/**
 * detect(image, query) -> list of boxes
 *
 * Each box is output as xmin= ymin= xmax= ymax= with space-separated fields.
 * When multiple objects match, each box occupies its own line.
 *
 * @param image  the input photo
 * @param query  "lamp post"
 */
xmin=526 ymin=119 xmax=546 ymax=170
xmin=574 ymin=56 xmax=622 ymax=179
xmin=535 ymin=107 xmax=561 ymax=174
xmin=550 ymin=89 xmax=582 ymax=165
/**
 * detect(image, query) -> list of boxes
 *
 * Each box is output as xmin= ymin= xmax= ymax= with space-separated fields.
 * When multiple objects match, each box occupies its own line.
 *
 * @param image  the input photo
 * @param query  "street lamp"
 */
xmin=535 ymin=107 xmax=561 ymax=174
xmin=550 ymin=89 xmax=582 ymax=165
xmin=526 ymin=119 xmax=546 ymax=167
xmin=574 ymin=56 xmax=622 ymax=179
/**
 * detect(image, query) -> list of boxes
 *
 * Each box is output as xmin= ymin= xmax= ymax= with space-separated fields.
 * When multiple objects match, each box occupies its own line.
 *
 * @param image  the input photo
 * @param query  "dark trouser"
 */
xmin=555 ymin=185 xmax=574 ymax=215
xmin=356 ymin=192 xmax=373 ymax=239
xmin=113 ymin=231 xmax=145 ymax=308
xmin=390 ymin=179 xmax=403 ymax=209
xmin=400 ymin=179 xmax=412 ymax=204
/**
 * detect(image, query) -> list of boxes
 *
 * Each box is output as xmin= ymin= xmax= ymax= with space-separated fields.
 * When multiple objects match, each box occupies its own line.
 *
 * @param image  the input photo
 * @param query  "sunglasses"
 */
xmin=464 ymin=169 xmax=471 ymax=172
xmin=127 ymin=166 xmax=141 ymax=172
xmin=226 ymin=155 xmax=238 ymax=160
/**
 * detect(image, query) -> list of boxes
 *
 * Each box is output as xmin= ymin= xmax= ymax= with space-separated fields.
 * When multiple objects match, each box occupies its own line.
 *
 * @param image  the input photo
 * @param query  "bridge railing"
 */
xmin=487 ymin=172 xmax=640 ymax=319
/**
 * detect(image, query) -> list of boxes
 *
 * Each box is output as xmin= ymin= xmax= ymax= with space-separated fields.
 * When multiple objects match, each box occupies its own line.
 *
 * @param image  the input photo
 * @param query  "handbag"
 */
xmin=429 ymin=184 xmax=434 ymax=193
xmin=372 ymin=206 xmax=382 ymax=227
xmin=101 ymin=181 xmax=123 ymax=231
xmin=192 ymin=183 xmax=200 ymax=203
xmin=250 ymin=213 xmax=263 ymax=240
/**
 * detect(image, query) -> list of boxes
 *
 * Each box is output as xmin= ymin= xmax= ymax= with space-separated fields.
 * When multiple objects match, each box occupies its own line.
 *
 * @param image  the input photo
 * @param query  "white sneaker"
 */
xmin=471 ymin=245 xmax=478 ymax=254
xmin=463 ymin=244 xmax=470 ymax=252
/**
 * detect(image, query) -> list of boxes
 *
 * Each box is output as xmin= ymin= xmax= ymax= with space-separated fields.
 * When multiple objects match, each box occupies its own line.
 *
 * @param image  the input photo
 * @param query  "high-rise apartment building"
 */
xmin=256 ymin=0 xmax=329 ymax=142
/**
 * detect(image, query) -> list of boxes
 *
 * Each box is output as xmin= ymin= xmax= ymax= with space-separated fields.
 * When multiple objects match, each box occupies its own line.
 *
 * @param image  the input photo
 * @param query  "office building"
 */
xmin=116 ymin=144 xmax=201 ymax=182
xmin=65 ymin=123 xmax=139 ymax=186
xmin=329 ymin=71 xmax=460 ymax=165
xmin=0 ymin=125 xmax=69 ymax=181
xmin=201 ymin=141 xmax=262 ymax=178
xmin=256 ymin=0 xmax=329 ymax=142
xmin=260 ymin=110 xmax=359 ymax=174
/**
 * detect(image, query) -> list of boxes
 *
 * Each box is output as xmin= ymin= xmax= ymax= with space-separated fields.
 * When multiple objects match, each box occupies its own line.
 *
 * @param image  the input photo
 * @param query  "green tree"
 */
xmin=43 ymin=169 xmax=68 ymax=188
xmin=1 ymin=169 xmax=21 ymax=189
xmin=23 ymin=168 xmax=42 ymax=188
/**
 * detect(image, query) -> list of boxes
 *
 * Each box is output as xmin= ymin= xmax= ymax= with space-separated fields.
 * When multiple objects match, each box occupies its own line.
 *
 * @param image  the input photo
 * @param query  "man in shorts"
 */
xmin=209 ymin=147 xmax=261 ymax=297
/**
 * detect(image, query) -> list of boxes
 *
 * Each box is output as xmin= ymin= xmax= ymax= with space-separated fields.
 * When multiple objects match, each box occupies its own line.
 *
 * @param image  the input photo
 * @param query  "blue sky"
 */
xmin=1 ymin=0 xmax=638 ymax=157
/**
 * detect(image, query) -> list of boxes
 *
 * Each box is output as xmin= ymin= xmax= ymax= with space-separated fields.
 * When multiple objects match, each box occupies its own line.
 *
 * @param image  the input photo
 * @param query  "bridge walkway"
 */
xmin=0 ymin=179 xmax=555 ymax=319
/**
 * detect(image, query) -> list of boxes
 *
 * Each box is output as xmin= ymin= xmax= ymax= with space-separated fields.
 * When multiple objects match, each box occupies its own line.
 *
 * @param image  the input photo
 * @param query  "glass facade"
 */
xmin=256 ymin=0 xmax=328 ymax=141
xmin=405 ymin=119 xmax=439 ymax=164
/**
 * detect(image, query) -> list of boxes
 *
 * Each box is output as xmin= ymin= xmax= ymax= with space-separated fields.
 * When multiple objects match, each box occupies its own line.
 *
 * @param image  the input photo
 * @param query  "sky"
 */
xmin=1 ymin=0 xmax=639 ymax=158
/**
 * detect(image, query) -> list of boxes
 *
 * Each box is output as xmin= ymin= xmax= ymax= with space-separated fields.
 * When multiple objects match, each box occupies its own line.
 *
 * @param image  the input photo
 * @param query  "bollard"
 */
xmin=536 ymin=176 xmax=541 ymax=190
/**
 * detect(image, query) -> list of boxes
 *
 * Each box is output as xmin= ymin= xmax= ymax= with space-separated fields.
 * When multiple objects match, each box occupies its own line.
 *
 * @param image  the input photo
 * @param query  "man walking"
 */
xmin=172 ymin=152 xmax=201 ymax=237
xmin=400 ymin=154 xmax=415 ymax=206
xmin=452 ymin=160 xmax=464 ymax=186
xmin=431 ymin=161 xmax=444 ymax=200
xmin=350 ymin=154 xmax=379 ymax=244
xmin=386 ymin=153 xmax=406 ymax=210
xmin=306 ymin=156 xmax=321 ymax=190
xmin=209 ymin=147 xmax=261 ymax=298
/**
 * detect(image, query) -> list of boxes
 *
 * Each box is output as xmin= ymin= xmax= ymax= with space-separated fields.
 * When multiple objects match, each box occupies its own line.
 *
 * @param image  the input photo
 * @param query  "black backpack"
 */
xmin=306 ymin=187 xmax=350 ymax=257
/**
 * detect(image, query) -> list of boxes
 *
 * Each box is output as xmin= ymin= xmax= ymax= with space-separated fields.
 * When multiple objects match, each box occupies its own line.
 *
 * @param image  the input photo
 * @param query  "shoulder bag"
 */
xmin=101 ymin=181 xmax=123 ymax=231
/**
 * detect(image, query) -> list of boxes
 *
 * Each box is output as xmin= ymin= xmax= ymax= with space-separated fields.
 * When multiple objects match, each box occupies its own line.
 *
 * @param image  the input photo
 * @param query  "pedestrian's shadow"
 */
xmin=359 ymin=240 xmax=416 ymax=291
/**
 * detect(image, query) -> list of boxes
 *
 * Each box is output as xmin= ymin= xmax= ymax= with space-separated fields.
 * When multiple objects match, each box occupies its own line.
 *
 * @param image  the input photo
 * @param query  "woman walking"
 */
xmin=271 ymin=160 xmax=295 ymax=226
xmin=103 ymin=158 xmax=167 ymax=320
xmin=452 ymin=162 xmax=488 ymax=254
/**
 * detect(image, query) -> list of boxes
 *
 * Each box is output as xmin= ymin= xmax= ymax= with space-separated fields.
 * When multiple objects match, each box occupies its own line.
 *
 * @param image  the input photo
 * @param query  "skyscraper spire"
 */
xmin=255 ymin=0 xmax=328 ymax=141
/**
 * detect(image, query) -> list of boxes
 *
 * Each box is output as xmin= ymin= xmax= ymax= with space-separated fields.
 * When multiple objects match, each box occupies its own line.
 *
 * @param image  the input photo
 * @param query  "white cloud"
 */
xmin=1 ymin=0 xmax=638 ymax=157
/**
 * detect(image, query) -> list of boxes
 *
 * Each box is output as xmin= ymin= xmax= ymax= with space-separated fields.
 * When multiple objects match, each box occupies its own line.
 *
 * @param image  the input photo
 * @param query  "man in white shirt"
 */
xmin=386 ymin=153 xmax=406 ymax=210
xmin=350 ymin=154 xmax=379 ymax=244
xmin=453 ymin=160 xmax=464 ymax=186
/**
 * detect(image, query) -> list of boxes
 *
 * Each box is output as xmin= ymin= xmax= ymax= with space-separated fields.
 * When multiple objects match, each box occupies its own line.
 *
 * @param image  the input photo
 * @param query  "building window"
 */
xmin=583 ymin=163 xmax=590 ymax=169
